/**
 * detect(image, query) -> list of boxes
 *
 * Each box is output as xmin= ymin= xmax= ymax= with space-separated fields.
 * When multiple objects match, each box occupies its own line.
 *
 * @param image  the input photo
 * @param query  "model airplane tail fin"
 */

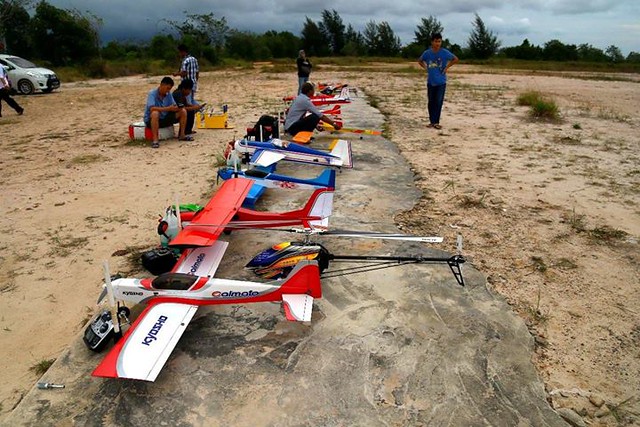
xmin=314 ymin=168 xmax=336 ymax=189
xmin=328 ymin=139 xmax=353 ymax=168
xmin=277 ymin=260 xmax=322 ymax=298
xmin=301 ymin=187 xmax=334 ymax=230
xmin=279 ymin=261 xmax=321 ymax=321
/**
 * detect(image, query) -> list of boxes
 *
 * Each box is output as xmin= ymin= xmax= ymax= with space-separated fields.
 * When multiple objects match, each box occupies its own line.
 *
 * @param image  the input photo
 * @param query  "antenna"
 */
xmin=175 ymin=194 xmax=182 ymax=231
xmin=102 ymin=260 xmax=121 ymax=338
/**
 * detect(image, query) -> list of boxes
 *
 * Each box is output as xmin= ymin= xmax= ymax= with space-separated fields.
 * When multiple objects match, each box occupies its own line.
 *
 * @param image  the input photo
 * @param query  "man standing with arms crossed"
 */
xmin=418 ymin=32 xmax=458 ymax=130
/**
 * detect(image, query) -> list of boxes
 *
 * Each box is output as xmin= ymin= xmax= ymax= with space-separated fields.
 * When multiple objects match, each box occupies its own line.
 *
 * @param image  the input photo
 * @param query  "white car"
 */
xmin=0 ymin=54 xmax=60 ymax=95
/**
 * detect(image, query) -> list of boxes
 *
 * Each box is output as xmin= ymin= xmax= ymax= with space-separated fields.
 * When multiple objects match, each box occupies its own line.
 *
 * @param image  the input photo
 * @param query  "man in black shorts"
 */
xmin=144 ymin=77 xmax=188 ymax=148
xmin=172 ymin=78 xmax=203 ymax=136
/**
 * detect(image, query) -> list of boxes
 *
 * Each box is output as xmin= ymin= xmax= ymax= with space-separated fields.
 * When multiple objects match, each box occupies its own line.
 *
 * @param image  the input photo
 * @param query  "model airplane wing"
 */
xmin=92 ymin=302 xmax=198 ymax=381
xmin=173 ymin=241 xmax=229 ymax=276
xmin=251 ymin=149 xmax=287 ymax=167
xmin=169 ymin=178 xmax=253 ymax=248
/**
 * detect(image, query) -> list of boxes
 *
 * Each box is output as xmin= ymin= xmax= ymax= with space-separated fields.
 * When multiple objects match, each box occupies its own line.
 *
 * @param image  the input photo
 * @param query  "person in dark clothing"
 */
xmin=0 ymin=65 xmax=23 ymax=117
xmin=296 ymin=50 xmax=312 ymax=95
xmin=172 ymin=78 xmax=202 ymax=136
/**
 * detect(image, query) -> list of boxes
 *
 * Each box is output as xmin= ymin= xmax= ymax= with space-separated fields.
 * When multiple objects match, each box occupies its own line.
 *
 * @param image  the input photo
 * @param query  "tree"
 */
xmin=467 ymin=13 xmax=500 ymax=59
xmin=261 ymin=31 xmax=300 ymax=58
xmin=577 ymin=43 xmax=607 ymax=62
xmin=363 ymin=20 xmax=401 ymax=56
xmin=301 ymin=17 xmax=329 ymax=56
xmin=225 ymin=30 xmax=270 ymax=61
xmin=319 ymin=9 xmax=345 ymax=55
xmin=168 ymin=12 xmax=229 ymax=61
xmin=376 ymin=22 xmax=401 ymax=56
xmin=414 ymin=16 xmax=443 ymax=47
xmin=0 ymin=0 xmax=33 ymax=56
xmin=362 ymin=20 xmax=380 ymax=55
xmin=627 ymin=51 xmax=640 ymax=63
xmin=542 ymin=39 xmax=578 ymax=61
xmin=30 ymin=1 xmax=100 ymax=65
xmin=605 ymin=45 xmax=624 ymax=62
xmin=502 ymin=39 xmax=543 ymax=60
xmin=147 ymin=34 xmax=177 ymax=61
xmin=342 ymin=24 xmax=365 ymax=56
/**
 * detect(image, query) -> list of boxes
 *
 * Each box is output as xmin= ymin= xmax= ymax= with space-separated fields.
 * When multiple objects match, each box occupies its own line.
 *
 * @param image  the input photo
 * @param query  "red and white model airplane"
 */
xmin=92 ymin=177 xmax=332 ymax=381
xmin=283 ymin=86 xmax=352 ymax=106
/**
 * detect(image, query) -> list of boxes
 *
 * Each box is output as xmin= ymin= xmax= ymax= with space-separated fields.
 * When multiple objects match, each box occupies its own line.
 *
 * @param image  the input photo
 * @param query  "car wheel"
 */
xmin=17 ymin=79 xmax=35 ymax=95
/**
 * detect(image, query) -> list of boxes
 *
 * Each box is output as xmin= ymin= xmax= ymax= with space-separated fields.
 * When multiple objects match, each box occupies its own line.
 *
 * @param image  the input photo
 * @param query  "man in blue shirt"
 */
xmin=284 ymin=82 xmax=341 ymax=136
xmin=418 ymin=33 xmax=458 ymax=129
xmin=144 ymin=77 xmax=188 ymax=148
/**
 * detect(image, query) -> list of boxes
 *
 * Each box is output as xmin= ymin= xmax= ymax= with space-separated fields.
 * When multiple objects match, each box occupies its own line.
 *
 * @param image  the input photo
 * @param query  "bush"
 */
xmin=530 ymin=99 xmax=559 ymax=120
xmin=517 ymin=90 xmax=559 ymax=120
xmin=517 ymin=90 xmax=543 ymax=106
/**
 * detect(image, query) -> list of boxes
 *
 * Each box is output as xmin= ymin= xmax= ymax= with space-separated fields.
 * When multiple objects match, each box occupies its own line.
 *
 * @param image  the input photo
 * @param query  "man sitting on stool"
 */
xmin=172 ymin=78 xmax=202 ymax=136
xmin=284 ymin=82 xmax=341 ymax=136
xmin=144 ymin=76 xmax=189 ymax=148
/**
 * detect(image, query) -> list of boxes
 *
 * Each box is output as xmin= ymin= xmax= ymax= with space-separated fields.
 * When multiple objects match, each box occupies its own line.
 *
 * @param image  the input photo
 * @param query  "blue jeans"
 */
xmin=298 ymin=76 xmax=309 ymax=94
xmin=427 ymin=83 xmax=447 ymax=124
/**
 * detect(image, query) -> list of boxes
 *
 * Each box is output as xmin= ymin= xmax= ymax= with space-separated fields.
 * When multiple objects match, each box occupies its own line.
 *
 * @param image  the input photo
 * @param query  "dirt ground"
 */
xmin=0 ymin=63 xmax=638 ymax=425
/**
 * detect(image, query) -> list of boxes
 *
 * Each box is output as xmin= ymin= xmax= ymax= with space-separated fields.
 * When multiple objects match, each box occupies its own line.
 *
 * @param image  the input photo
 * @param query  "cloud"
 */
xmin=516 ymin=0 xmax=621 ymax=14
xmin=44 ymin=0 xmax=638 ymax=54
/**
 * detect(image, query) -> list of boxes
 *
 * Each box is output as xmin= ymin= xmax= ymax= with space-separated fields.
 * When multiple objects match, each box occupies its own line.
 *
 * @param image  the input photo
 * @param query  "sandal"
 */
xmin=152 ymin=141 xmax=160 ymax=148
xmin=179 ymin=135 xmax=194 ymax=141
xmin=433 ymin=124 xmax=442 ymax=130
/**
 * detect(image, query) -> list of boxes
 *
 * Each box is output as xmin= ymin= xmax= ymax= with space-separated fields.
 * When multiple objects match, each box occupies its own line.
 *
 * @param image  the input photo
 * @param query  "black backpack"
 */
xmin=247 ymin=115 xmax=279 ymax=141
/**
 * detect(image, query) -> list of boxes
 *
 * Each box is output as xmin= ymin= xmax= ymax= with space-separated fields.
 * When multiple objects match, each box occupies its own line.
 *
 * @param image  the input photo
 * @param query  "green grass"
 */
xmin=516 ymin=90 xmax=560 ymax=120
xmin=467 ymin=58 xmax=640 ymax=75
xmin=530 ymin=99 xmax=559 ymax=120
xmin=47 ymin=56 xmax=640 ymax=84
xmin=589 ymin=225 xmax=627 ymax=243
xmin=30 ymin=358 xmax=55 ymax=376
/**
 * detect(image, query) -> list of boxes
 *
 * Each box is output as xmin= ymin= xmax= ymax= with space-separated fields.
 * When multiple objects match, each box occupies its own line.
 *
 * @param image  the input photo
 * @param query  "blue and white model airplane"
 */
xmin=227 ymin=138 xmax=353 ymax=169
xmin=217 ymin=167 xmax=336 ymax=208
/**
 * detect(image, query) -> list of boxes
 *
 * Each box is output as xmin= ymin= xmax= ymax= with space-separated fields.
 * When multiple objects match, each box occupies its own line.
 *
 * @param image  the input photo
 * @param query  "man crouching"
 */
xmin=144 ymin=76 xmax=188 ymax=148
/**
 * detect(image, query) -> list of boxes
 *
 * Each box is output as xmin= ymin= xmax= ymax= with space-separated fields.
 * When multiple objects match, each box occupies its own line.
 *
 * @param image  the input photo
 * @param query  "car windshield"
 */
xmin=7 ymin=56 xmax=37 ymax=68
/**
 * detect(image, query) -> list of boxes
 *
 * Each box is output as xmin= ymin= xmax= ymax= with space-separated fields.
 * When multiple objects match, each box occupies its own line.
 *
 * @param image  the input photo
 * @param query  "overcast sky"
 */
xmin=47 ymin=0 xmax=639 ymax=55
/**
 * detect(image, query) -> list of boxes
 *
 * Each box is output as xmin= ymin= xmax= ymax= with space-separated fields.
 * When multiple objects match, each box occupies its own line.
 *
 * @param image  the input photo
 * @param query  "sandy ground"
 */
xmin=0 ymin=63 xmax=638 ymax=425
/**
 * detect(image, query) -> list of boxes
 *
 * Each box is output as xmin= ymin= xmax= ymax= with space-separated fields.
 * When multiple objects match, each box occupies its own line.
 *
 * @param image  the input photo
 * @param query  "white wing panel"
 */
xmin=175 ymin=241 xmax=229 ymax=277
xmin=117 ymin=303 xmax=198 ymax=381
xmin=252 ymin=150 xmax=286 ymax=167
